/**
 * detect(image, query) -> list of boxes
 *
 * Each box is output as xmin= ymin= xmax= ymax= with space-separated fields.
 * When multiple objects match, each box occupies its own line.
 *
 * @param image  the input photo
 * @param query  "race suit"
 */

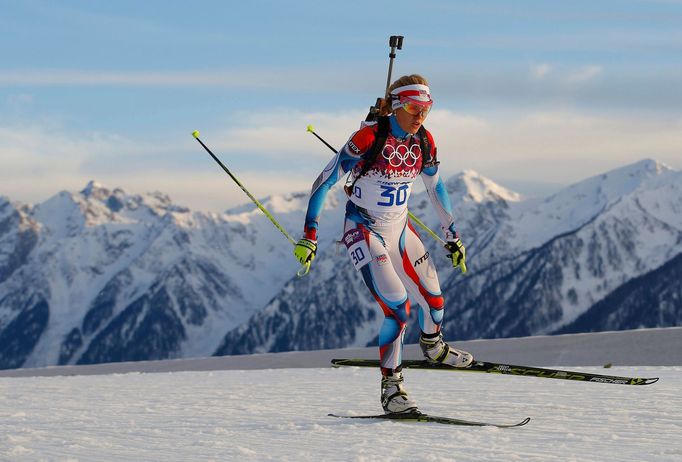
xmin=303 ymin=115 xmax=459 ymax=374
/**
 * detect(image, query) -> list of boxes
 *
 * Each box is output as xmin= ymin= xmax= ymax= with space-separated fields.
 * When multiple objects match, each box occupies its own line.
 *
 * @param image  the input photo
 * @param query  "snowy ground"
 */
xmin=1 ymin=365 xmax=681 ymax=461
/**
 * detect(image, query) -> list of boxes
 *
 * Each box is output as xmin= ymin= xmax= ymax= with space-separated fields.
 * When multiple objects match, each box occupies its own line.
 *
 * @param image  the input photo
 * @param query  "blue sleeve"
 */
xmin=421 ymin=165 xmax=458 ymax=239
xmin=304 ymin=146 xmax=361 ymax=233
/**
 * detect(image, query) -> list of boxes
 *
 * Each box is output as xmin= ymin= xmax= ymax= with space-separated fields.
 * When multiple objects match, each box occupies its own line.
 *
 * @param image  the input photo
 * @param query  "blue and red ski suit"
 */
xmin=303 ymin=115 xmax=460 ymax=373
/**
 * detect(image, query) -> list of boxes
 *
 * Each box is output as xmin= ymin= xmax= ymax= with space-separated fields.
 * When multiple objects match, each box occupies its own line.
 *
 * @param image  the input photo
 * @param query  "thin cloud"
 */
xmin=428 ymin=110 xmax=682 ymax=186
xmin=430 ymin=62 xmax=680 ymax=110
xmin=0 ymin=68 xmax=375 ymax=93
xmin=531 ymin=63 xmax=553 ymax=80
xmin=2 ymin=110 xmax=681 ymax=212
xmin=6 ymin=93 xmax=34 ymax=107
xmin=531 ymin=63 xmax=602 ymax=84
xmin=211 ymin=110 xmax=361 ymax=156
xmin=0 ymin=70 xmax=272 ymax=87
xmin=564 ymin=65 xmax=603 ymax=84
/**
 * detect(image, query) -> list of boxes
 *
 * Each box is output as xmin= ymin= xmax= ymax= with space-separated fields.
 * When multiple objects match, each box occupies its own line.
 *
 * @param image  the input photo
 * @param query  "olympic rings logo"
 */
xmin=382 ymin=143 xmax=421 ymax=168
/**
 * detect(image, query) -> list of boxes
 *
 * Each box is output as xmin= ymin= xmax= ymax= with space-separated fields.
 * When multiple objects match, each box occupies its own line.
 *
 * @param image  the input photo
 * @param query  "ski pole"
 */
xmin=191 ymin=130 xmax=311 ymax=276
xmin=305 ymin=125 xmax=442 ymax=245
xmin=405 ymin=211 xmax=445 ymax=245
xmin=306 ymin=125 xmax=336 ymax=153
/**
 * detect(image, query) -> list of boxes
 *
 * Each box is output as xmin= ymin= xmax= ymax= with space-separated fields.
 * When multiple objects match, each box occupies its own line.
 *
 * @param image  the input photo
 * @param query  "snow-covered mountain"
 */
xmin=2 ymin=159 xmax=681 ymax=369
xmin=443 ymin=159 xmax=682 ymax=340
xmin=556 ymin=252 xmax=682 ymax=334
xmin=218 ymin=159 xmax=682 ymax=354
xmin=0 ymin=181 xmax=345 ymax=369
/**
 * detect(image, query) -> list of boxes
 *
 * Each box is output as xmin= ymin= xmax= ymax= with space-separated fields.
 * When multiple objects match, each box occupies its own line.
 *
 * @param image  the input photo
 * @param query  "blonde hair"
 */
xmin=378 ymin=74 xmax=429 ymax=116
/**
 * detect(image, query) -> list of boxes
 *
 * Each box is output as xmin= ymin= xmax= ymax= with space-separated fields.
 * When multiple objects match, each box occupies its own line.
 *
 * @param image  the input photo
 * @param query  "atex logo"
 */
xmin=347 ymin=140 xmax=361 ymax=154
xmin=414 ymin=251 xmax=429 ymax=267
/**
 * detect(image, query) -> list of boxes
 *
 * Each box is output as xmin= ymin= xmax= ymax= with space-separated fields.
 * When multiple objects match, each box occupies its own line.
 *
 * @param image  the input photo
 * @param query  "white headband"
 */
xmin=390 ymin=84 xmax=432 ymax=110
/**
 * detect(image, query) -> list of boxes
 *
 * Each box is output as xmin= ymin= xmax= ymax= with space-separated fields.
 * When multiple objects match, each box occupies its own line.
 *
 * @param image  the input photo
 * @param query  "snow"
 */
xmin=0 ymin=367 xmax=679 ymax=461
xmin=454 ymin=169 xmax=523 ymax=204
xmin=1 ymin=329 xmax=681 ymax=461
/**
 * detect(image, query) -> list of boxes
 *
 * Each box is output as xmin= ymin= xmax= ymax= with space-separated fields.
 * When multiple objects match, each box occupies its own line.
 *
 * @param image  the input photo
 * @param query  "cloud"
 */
xmin=0 ymin=113 xmax=349 ymax=211
xmin=564 ymin=65 xmax=603 ymax=83
xmin=6 ymin=93 xmax=34 ymax=108
xmin=430 ymin=61 xmax=681 ymax=111
xmin=0 ymin=68 xmax=378 ymax=95
xmin=0 ymin=69 xmax=273 ymax=87
xmin=531 ymin=63 xmax=553 ymax=80
xmin=2 ymin=110 xmax=681 ymax=212
xmin=530 ymin=63 xmax=602 ymax=85
xmin=427 ymin=110 xmax=682 ymax=187
xmin=207 ymin=110 xmax=362 ymax=157
xmin=0 ymin=107 xmax=368 ymax=211
xmin=3 ymin=62 xmax=679 ymax=114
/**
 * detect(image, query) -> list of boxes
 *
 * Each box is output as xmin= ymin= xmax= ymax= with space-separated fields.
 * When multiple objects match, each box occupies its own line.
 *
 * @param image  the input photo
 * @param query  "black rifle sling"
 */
xmin=345 ymin=116 xmax=390 ymax=197
xmin=345 ymin=117 xmax=433 ymax=197
xmin=418 ymin=125 xmax=434 ymax=170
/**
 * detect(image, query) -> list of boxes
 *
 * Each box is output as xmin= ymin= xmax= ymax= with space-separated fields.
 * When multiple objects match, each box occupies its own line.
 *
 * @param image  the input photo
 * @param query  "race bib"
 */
xmin=343 ymin=228 xmax=371 ymax=271
xmin=349 ymin=181 xmax=412 ymax=212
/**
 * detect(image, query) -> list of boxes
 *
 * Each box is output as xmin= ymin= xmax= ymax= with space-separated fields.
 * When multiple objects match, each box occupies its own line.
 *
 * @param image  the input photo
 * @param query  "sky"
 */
xmin=1 ymin=0 xmax=681 ymax=212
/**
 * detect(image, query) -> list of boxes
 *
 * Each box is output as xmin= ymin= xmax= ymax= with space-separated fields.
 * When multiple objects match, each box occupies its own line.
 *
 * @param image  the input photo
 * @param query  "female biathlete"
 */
xmin=294 ymin=74 xmax=472 ymax=414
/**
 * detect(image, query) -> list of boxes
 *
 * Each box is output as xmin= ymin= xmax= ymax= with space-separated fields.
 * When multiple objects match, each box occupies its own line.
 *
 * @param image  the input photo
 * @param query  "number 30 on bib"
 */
xmin=343 ymin=228 xmax=371 ymax=271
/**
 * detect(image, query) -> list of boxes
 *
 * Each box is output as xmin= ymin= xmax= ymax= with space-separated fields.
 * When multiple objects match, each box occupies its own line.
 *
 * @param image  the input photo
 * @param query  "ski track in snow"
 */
xmin=1 ymin=366 xmax=681 ymax=461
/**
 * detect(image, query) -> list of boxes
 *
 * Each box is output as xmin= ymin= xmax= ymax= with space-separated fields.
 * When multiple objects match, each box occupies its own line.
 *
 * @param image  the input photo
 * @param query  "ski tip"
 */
xmin=306 ymin=124 xmax=315 ymax=133
xmin=519 ymin=417 xmax=531 ymax=426
xmin=625 ymin=377 xmax=659 ymax=385
xmin=192 ymin=130 xmax=200 ymax=139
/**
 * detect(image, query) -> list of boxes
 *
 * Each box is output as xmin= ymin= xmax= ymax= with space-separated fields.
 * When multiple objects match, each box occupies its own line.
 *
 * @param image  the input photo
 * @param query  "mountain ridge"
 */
xmin=217 ymin=159 xmax=682 ymax=354
xmin=1 ymin=159 xmax=681 ymax=368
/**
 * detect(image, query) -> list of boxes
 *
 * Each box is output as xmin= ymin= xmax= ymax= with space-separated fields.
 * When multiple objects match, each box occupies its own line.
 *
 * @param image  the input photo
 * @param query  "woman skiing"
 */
xmin=294 ymin=74 xmax=472 ymax=414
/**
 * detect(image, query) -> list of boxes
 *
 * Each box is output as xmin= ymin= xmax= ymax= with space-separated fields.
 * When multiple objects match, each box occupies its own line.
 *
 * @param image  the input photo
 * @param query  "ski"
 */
xmin=331 ymin=358 xmax=659 ymax=385
xmin=329 ymin=411 xmax=531 ymax=428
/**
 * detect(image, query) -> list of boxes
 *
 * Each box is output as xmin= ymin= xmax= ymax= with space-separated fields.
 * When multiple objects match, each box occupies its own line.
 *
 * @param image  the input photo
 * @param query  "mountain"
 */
xmin=215 ymin=170 xmax=525 ymax=354
xmin=555 ymin=252 xmax=682 ymax=334
xmin=442 ymin=159 xmax=682 ymax=340
xmin=217 ymin=159 xmax=682 ymax=354
xmin=2 ymin=159 xmax=681 ymax=369
xmin=0 ymin=181 xmax=344 ymax=369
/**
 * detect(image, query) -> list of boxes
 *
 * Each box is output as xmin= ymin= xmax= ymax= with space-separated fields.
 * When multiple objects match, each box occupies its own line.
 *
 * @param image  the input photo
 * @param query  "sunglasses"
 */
xmin=400 ymin=99 xmax=433 ymax=117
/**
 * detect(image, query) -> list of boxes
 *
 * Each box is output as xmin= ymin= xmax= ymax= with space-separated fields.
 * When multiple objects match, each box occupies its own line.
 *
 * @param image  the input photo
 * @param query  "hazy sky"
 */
xmin=1 ymin=0 xmax=681 ymax=211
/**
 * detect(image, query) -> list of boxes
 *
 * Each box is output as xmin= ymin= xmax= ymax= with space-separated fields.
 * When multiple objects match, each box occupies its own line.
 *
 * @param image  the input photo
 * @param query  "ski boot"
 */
xmin=381 ymin=371 xmax=418 ymax=414
xmin=419 ymin=332 xmax=474 ymax=368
